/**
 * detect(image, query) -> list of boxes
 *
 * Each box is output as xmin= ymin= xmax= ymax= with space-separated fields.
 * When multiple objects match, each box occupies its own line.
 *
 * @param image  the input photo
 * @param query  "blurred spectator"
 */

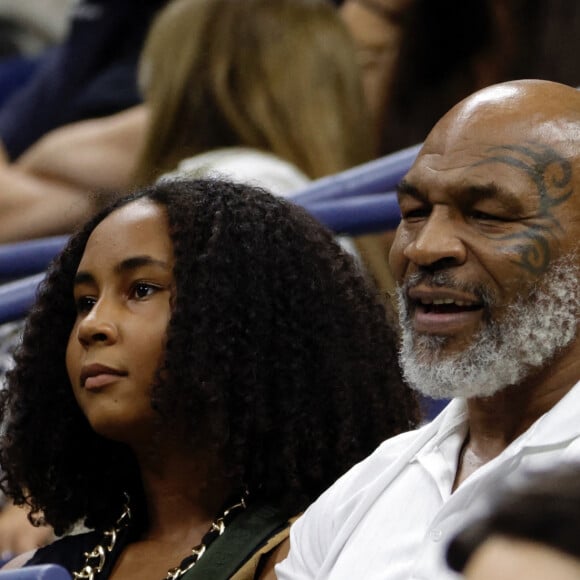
xmin=447 ymin=464 xmax=580 ymax=580
xmin=133 ymin=0 xmax=372 ymax=184
xmin=0 ymin=0 xmax=384 ymax=282
xmin=0 ymin=0 xmax=73 ymax=58
xmin=0 ymin=0 xmax=168 ymax=161
xmin=340 ymin=0 xmax=580 ymax=155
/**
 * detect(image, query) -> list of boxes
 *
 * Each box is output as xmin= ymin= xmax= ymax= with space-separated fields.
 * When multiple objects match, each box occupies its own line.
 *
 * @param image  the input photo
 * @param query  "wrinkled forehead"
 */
xmin=405 ymin=110 xmax=580 ymax=215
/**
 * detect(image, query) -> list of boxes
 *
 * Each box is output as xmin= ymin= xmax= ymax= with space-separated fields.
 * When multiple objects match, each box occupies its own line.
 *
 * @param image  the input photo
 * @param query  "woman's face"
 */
xmin=66 ymin=200 xmax=175 ymax=446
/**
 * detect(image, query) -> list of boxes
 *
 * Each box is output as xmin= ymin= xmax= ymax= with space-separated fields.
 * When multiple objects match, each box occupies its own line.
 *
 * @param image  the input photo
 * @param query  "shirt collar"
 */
xmin=514 ymin=379 xmax=580 ymax=449
xmin=418 ymin=379 xmax=580 ymax=456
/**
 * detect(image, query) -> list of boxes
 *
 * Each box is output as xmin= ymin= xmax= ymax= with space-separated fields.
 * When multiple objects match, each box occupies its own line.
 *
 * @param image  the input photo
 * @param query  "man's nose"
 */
xmin=403 ymin=207 xmax=467 ymax=269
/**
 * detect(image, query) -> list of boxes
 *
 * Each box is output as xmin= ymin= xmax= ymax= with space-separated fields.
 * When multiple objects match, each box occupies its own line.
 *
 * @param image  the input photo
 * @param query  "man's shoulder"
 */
xmin=318 ymin=420 xmax=437 ymax=508
xmin=277 ymin=422 xmax=441 ymax=578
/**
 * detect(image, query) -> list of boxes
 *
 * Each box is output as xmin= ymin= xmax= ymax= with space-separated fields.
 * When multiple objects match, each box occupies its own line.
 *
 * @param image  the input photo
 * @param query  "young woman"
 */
xmin=0 ymin=179 xmax=418 ymax=579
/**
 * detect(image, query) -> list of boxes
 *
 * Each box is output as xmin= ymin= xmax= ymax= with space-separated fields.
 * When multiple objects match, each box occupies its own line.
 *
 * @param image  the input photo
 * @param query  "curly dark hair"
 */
xmin=0 ymin=179 xmax=418 ymax=535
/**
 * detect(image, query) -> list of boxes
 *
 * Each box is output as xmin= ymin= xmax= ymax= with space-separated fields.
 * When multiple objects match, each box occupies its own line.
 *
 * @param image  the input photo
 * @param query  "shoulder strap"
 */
xmin=181 ymin=503 xmax=292 ymax=580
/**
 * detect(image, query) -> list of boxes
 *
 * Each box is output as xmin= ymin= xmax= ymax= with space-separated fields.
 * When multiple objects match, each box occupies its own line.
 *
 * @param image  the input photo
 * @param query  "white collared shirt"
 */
xmin=276 ymin=381 xmax=580 ymax=580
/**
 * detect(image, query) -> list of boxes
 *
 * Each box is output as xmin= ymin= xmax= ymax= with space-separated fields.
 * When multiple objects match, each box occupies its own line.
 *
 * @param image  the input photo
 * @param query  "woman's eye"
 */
xmin=75 ymin=296 xmax=96 ymax=314
xmin=132 ymin=283 xmax=158 ymax=299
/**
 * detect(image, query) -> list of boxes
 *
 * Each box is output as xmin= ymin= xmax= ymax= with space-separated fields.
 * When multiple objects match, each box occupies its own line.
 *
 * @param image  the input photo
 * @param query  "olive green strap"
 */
xmin=180 ymin=503 xmax=291 ymax=580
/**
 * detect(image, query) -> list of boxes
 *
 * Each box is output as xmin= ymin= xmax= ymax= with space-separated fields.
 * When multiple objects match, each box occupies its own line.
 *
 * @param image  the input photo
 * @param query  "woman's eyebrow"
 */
xmin=73 ymin=256 xmax=171 ymax=286
xmin=113 ymin=255 xmax=171 ymax=275
xmin=72 ymin=271 xmax=95 ymax=287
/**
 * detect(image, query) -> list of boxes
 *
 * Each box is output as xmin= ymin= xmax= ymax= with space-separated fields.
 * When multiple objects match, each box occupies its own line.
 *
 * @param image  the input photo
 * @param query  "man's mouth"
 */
xmin=416 ymin=297 xmax=483 ymax=314
xmin=406 ymin=287 xmax=485 ymax=335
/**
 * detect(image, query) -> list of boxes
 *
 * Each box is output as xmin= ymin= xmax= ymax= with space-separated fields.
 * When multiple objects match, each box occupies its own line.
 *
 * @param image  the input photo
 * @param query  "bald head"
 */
xmin=431 ymin=79 xmax=580 ymax=159
xmin=445 ymin=79 xmax=580 ymax=121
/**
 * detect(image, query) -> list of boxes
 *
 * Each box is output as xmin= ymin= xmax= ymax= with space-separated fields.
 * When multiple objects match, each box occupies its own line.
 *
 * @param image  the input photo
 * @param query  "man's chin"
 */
xmin=399 ymin=329 xmax=510 ymax=400
xmin=409 ymin=332 xmax=471 ymax=360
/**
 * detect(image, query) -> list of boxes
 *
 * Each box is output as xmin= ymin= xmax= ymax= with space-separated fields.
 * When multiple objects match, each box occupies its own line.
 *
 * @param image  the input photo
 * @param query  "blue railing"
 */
xmin=0 ymin=565 xmax=71 ymax=580
xmin=288 ymin=143 xmax=420 ymax=204
xmin=0 ymin=236 xmax=68 ymax=282
xmin=0 ymin=145 xmax=419 ymax=323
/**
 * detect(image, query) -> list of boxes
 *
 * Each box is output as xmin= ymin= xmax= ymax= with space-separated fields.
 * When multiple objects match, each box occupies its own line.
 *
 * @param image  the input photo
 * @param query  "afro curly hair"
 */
xmin=0 ymin=178 xmax=418 ymax=534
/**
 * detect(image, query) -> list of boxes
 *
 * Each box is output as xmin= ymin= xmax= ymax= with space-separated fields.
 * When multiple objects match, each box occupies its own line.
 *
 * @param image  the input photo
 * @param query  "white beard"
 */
xmin=396 ymin=255 xmax=580 ymax=400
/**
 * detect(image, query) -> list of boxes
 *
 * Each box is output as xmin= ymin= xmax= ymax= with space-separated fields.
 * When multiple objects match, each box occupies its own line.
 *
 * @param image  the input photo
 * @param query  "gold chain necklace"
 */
xmin=72 ymin=491 xmax=249 ymax=580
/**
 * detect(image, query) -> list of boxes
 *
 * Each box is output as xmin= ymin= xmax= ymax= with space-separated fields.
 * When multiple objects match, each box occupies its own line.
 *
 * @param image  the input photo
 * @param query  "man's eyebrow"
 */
xmin=396 ymin=179 xmax=425 ymax=200
xmin=73 ymin=256 xmax=171 ymax=286
xmin=397 ymin=179 xmax=527 ymax=213
xmin=461 ymin=183 xmax=526 ymax=213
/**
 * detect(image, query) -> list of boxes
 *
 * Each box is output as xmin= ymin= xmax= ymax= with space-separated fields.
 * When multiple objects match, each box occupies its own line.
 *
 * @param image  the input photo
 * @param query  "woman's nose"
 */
xmin=77 ymin=300 xmax=119 ymax=347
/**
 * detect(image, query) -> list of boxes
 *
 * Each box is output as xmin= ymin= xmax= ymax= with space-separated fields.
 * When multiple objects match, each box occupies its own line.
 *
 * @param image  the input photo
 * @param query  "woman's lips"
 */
xmin=80 ymin=364 xmax=127 ymax=390
xmin=84 ymin=373 xmax=125 ymax=390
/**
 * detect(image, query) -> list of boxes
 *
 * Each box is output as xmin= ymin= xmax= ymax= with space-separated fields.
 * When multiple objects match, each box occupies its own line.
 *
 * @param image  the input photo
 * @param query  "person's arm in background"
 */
xmin=0 ymin=161 xmax=93 ymax=242
xmin=0 ymin=105 xmax=147 ymax=243
xmin=0 ymin=500 xmax=53 ymax=563
xmin=15 ymin=104 xmax=147 ymax=194
xmin=0 ymin=142 xmax=9 ymax=165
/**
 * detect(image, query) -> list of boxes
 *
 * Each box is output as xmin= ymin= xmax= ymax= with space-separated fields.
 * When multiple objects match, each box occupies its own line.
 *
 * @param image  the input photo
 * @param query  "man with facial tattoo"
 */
xmin=276 ymin=79 xmax=580 ymax=580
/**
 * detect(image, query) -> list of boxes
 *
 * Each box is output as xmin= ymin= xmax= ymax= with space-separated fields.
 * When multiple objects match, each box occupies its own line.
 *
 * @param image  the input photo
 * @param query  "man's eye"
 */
xmin=131 ymin=283 xmax=158 ymax=299
xmin=75 ymin=296 xmax=96 ymax=313
xmin=471 ymin=210 xmax=504 ymax=221
xmin=402 ymin=208 xmax=430 ymax=221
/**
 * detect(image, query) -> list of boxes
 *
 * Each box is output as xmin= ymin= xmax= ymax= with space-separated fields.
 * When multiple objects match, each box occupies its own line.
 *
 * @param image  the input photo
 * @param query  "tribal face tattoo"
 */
xmin=472 ymin=142 xmax=574 ymax=276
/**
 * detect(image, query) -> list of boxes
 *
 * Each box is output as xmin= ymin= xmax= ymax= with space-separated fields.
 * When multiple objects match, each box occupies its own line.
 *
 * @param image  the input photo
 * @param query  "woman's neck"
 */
xmin=132 ymin=440 xmax=234 ymax=543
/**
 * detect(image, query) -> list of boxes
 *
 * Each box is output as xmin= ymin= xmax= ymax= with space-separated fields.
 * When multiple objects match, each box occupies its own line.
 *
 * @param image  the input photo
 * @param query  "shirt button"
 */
xmin=429 ymin=528 xmax=442 ymax=541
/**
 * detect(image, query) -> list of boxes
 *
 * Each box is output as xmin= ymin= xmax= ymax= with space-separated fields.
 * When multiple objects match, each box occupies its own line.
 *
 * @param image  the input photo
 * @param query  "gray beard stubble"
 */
xmin=396 ymin=255 xmax=580 ymax=400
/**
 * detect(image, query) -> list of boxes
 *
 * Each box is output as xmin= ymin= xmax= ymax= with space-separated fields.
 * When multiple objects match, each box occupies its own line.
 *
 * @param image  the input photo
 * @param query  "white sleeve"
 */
xmin=275 ymin=496 xmax=334 ymax=579
xmin=275 ymin=428 xmax=428 ymax=579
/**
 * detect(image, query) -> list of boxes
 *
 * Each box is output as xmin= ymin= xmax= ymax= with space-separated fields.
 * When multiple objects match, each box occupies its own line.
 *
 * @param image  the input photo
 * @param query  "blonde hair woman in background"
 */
xmin=0 ymin=0 xmax=375 ymax=242
xmin=135 ymin=0 xmax=374 ymax=185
